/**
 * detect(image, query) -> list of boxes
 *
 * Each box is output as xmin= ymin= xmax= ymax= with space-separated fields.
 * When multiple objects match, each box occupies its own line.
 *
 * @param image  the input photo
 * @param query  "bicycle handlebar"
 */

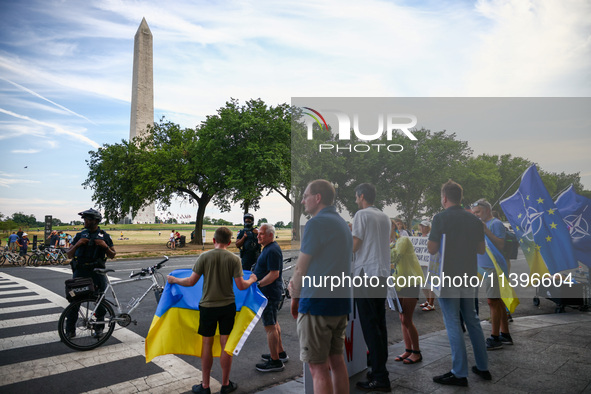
xmin=129 ymin=256 xmax=169 ymax=278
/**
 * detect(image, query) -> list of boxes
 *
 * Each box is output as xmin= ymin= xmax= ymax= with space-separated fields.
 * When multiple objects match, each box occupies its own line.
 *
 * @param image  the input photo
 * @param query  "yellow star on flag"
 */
xmin=547 ymin=208 xmax=555 ymax=215
xmin=546 ymin=235 xmax=552 ymax=242
xmin=535 ymin=244 xmax=541 ymax=251
xmin=518 ymin=213 xmax=522 ymax=219
xmin=537 ymin=197 xmax=544 ymax=204
xmin=526 ymin=195 xmax=530 ymax=200
xmin=550 ymin=222 xmax=557 ymax=229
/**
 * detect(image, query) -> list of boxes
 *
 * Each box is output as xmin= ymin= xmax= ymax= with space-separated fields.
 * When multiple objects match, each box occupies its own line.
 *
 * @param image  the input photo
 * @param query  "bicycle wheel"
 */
xmin=58 ymin=298 xmax=115 ymax=351
xmin=0 ymin=255 xmax=5 ymax=266
xmin=166 ymin=241 xmax=172 ymax=249
xmin=17 ymin=254 xmax=28 ymax=266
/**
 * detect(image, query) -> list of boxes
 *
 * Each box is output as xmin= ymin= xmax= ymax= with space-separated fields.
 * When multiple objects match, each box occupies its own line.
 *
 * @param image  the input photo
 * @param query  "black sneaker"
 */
xmin=261 ymin=351 xmax=289 ymax=362
xmin=93 ymin=328 xmax=104 ymax=339
xmin=472 ymin=366 xmax=492 ymax=380
xmin=220 ymin=380 xmax=238 ymax=394
xmin=355 ymin=380 xmax=391 ymax=392
xmin=256 ymin=358 xmax=284 ymax=372
xmin=486 ymin=336 xmax=503 ymax=350
xmin=191 ymin=383 xmax=211 ymax=394
xmin=433 ymin=371 xmax=468 ymax=387
xmin=65 ymin=331 xmax=76 ymax=339
xmin=499 ymin=333 xmax=513 ymax=345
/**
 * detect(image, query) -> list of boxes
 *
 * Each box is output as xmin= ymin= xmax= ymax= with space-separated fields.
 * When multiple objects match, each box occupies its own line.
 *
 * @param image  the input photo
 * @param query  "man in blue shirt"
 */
xmin=472 ymin=199 xmax=513 ymax=350
xmin=253 ymin=223 xmax=286 ymax=372
xmin=290 ymin=179 xmax=352 ymax=394
xmin=8 ymin=232 xmax=18 ymax=252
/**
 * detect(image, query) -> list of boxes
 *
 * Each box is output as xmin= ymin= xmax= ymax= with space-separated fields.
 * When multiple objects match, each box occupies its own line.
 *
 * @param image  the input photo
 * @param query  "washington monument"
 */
xmin=129 ymin=18 xmax=155 ymax=223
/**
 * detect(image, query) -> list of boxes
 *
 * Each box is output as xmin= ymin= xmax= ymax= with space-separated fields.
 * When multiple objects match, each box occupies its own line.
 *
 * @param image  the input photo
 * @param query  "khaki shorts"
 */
xmin=482 ymin=268 xmax=501 ymax=299
xmin=296 ymin=313 xmax=348 ymax=364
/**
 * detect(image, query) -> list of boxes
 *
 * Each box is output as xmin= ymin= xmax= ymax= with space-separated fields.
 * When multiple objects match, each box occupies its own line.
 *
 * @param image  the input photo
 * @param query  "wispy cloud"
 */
xmin=0 ymin=108 xmax=100 ymax=148
xmin=0 ymin=177 xmax=40 ymax=188
xmin=0 ymin=77 xmax=96 ymax=124
xmin=11 ymin=149 xmax=40 ymax=154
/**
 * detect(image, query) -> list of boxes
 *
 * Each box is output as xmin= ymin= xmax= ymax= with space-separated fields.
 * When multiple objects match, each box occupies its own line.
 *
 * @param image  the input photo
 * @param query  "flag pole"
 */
xmin=492 ymin=173 xmax=523 ymax=209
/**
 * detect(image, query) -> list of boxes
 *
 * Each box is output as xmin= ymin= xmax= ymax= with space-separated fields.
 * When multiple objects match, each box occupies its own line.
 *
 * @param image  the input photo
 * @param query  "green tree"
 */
xmin=199 ymin=99 xmax=291 ymax=214
xmin=274 ymin=221 xmax=285 ymax=228
xmin=257 ymin=218 xmax=268 ymax=226
xmin=11 ymin=212 xmax=37 ymax=227
xmin=447 ymin=156 xmax=502 ymax=208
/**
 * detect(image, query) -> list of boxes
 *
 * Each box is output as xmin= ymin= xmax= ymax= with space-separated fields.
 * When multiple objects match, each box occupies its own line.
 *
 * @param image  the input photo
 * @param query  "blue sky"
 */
xmin=0 ymin=0 xmax=590 ymax=224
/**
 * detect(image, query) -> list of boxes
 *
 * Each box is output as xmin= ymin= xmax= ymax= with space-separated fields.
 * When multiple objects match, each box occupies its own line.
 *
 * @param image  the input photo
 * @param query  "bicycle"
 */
xmin=27 ymin=246 xmax=48 ymax=266
xmin=57 ymin=256 xmax=168 ymax=351
xmin=277 ymin=257 xmax=296 ymax=311
xmin=0 ymin=247 xmax=28 ymax=266
xmin=43 ymin=247 xmax=69 ymax=265
xmin=166 ymin=238 xmax=183 ymax=249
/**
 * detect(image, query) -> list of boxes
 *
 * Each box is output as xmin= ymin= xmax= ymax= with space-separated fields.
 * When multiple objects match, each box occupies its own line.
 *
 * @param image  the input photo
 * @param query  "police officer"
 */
xmin=235 ymin=213 xmax=261 ymax=271
xmin=65 ymin=208 xmax=116 ymax=338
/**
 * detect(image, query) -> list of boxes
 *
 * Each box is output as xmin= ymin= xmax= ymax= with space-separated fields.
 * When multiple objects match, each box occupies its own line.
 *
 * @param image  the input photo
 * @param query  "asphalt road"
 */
xmin=0 ymin=249 xmax=569 ymax=393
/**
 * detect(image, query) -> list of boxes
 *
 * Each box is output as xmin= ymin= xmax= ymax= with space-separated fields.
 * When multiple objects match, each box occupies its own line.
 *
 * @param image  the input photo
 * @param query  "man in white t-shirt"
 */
xmin=352 ymin=183 xmax=392 ymax=392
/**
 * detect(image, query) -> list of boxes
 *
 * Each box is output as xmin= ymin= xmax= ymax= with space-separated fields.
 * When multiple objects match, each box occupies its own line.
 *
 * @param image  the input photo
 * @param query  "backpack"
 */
xmin=503 ymin=230 xmax=519 ymax=260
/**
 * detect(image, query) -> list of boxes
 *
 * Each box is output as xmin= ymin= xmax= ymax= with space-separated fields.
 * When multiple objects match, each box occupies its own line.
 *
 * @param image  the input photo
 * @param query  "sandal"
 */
xmin=422 ymin=304 xmax=435 ymax=311
xmin=419 ymin=301 xmax=429 ymax=308
xmin=395 ymin=349 xmax=412 ymax=362
xmin=403 ymin=350 xmax=423 ymax=364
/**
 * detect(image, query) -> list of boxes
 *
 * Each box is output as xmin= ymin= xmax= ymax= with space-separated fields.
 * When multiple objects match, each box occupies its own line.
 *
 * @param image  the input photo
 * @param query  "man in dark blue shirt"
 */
xmin=428 ymin=180 xmax=490 ymax=386
xmin=253 ymin=223 xmax=286 ymax=372
xmin=290 ymin=179 xmax=353 ymax=394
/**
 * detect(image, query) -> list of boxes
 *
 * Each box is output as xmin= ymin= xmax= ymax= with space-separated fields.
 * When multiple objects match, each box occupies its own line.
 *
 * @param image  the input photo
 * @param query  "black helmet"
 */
xmin=78 ymin=208 xmax=102 ymax=221
xmin=243 ymin=213 xmax=254 ymax=221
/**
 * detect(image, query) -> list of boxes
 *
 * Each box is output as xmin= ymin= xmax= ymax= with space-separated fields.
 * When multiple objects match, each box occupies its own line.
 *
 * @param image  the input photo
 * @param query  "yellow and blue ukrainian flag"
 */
xmin=145 ymin=269 xmax=267 ymax=363
xmin=484 ymin=238 xmax=520 ymax=313
xmin=500 ymin=165 xmax=578 ymax=275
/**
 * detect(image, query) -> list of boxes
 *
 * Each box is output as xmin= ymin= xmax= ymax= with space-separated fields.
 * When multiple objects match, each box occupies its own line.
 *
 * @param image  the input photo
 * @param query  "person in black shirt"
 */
xmin=64 ymin=208 xmax=116 ymax=338
xmin=235 ymin=213 xmax=260 ymax=271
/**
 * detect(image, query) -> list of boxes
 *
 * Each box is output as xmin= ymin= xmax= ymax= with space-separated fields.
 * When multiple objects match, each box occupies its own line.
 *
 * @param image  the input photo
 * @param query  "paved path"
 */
xmin=262 ymin=312 xmax=591 ymax=393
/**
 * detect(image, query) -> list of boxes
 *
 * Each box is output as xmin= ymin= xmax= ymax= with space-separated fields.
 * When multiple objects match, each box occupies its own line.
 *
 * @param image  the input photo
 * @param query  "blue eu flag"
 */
xmin=555 ymin=185 xmax=591 ymax=268
xmin=500 ymin=165 xmax=577 ymax=274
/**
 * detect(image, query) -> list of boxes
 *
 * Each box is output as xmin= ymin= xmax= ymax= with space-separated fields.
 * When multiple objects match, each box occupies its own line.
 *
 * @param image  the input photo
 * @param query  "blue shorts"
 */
xmin=262 ymin=298 xmax=280 ymax=326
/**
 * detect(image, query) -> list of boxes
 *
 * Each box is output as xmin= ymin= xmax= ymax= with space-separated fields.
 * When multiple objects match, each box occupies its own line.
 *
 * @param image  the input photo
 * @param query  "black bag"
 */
xmin=65 ymin=277 xmax=95 ymax=302
xmin=503 ymin=230 xmax=519 ymax=260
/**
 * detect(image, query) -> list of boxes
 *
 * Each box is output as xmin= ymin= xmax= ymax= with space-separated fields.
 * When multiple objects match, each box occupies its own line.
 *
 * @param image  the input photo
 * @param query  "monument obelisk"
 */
xmin=129 ymin=18 xmax=155 ymax=223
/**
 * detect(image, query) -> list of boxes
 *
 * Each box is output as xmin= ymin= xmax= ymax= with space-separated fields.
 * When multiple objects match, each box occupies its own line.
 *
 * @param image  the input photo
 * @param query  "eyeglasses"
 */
xmin=471 ymin=201 xmax=490 ymax=209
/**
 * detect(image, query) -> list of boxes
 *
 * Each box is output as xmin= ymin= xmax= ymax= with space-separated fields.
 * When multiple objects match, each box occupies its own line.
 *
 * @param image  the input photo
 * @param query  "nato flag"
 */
xmin=555 ymin=185 xmax=591 ymax=268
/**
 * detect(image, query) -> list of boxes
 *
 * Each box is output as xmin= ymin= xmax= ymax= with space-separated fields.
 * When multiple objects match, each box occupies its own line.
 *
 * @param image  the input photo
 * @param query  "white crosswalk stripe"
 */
xmin=0 ymin=295 xmax=43 ymax=304
xmin=0 ymin=303 xmax=60 ymax=314
xmin=0 ymin=271 xmax=217 ymax=393
xmin=0 ymin=313 xmax=61 ymax=328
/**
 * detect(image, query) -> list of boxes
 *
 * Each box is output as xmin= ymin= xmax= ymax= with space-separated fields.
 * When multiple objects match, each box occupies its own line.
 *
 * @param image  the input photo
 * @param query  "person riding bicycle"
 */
xmin=235 ymin=213 xmax=261 ymax=271
xmin=65 ymin=208 xmax=116 ymax=338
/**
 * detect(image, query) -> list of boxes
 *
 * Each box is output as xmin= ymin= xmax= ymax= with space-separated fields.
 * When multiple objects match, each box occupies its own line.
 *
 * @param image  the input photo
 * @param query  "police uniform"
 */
xmin=70 ymin=227 xmax=114 ymax=292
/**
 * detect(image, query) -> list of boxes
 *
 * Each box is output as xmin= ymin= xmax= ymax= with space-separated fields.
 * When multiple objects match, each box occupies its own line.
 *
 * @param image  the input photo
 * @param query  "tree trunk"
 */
xmin=292 ymin=203 xmax=302 ymax=241
xmin=191 ymin=193 xmax=212 ymax=246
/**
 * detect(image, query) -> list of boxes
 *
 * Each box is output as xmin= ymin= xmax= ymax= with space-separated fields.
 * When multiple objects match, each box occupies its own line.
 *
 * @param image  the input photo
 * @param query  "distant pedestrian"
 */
xmin=17 ymin=233 xmax=29 ymax=256
xmin=169 ymin=230 xmax=176 ymax=249
xmin=8 ymin=232 xmax=18 ymax=252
